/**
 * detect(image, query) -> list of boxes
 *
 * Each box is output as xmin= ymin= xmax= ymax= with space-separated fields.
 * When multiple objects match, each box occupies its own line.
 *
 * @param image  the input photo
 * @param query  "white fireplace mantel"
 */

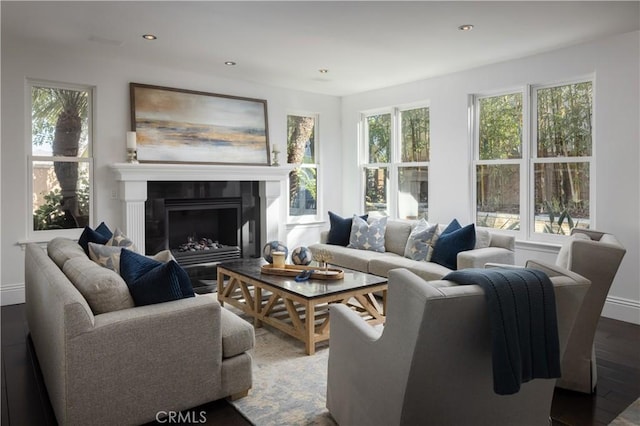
xmin=111 ymin=163 xmax=290 ymax=254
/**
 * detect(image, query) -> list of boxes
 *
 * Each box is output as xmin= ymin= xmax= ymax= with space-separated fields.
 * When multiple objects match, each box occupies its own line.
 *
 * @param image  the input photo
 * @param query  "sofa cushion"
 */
xmin=62 ymin=256 xmax=135 ymax=314
xmin=78 ymin=225 xmax=111 ymax=255
xmin=220 ymin=307 xmax=256 ymax=358
xmin=120 ymin=249 xmax=195 ymax=306
xmin=404 ymin=219 xmax=438 ymax=261
xmin=348 ymin=216 xmax=387 ymax=252
xmin=89 ymin=243 xmax=174 ymax=274
xmin=327 ymin=211 xmax=368 ymax=246
xmin=385 ymin=219 xmax=415 ymax=256
xmin=369 ymin=255 xmax=452 ymax=281
xmin=475 ymin=229 xmax=491 ymax=249
xmin=431 ymin=220 xmax=476 ymax=270
xmin=310 ymin=243 xmax=390 ymax=272
xmin=48 ymin=237 xmax=88 ymax=269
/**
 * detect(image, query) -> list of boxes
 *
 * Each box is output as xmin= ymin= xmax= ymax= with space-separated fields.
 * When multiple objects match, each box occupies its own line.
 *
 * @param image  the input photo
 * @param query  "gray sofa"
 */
xmin=25 ymin=240 xmax=254 ymax=426
xmin=310 ymin=219 xmax=515 ymax=281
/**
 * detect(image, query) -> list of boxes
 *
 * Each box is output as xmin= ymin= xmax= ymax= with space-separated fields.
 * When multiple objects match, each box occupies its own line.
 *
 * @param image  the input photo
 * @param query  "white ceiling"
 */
xmin=3 ymin=1 xmax=639 ymax=96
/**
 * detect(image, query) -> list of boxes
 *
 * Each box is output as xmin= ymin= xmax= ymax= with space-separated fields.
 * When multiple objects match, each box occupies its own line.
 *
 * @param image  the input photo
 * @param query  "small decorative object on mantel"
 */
xmin=126 ymin=131 xmax=138 ymax=163
xmin=271 ymin=144 xmax=280 ymax=166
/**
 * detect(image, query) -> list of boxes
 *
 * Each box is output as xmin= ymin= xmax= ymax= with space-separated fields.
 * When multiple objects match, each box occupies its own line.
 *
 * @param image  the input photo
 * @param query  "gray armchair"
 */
xmin=552 ymin=229 xmax=626 ymax=394
xmin=326 ymin=266 xmax=590 ymax=426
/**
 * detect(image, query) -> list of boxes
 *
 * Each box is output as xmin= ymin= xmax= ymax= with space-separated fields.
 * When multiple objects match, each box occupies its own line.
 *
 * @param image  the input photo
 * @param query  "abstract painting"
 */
xmin=130 ymin=83 xmax=270 ymax=165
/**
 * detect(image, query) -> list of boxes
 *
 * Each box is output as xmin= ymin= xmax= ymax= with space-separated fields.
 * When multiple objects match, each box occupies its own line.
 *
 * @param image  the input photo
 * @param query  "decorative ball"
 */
xmin=291 ymin=246 xmax=313 ymax=266
xmin=263 ymin=241 xmax=288 ymax=263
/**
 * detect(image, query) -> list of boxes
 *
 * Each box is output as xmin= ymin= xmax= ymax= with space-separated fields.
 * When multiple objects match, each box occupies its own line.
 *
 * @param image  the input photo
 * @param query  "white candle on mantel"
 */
xmin=126 ymin=131 xmax=137 ymax=150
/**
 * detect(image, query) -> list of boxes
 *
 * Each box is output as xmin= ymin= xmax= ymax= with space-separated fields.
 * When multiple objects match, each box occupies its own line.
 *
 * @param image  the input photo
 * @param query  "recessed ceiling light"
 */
xmin=458 ymin=24 xmax=474 ymax=31
xmin=142 ymin=34 xmax=157 ymax=40
xmin=319 ymin=69 xmax=329 ymax=74
xmin=224 ymin=61 xmax=237 ymax=66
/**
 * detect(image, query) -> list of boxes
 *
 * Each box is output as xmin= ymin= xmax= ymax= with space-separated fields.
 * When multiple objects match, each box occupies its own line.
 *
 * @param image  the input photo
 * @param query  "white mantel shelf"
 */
xmin=111 ymin=162 xmax=290 ymax=182
xmin=110 ymin=162 xmax=289 ymax=255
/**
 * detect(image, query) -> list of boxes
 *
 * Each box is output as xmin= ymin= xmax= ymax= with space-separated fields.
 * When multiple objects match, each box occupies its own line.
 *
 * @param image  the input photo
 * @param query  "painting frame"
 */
xmin=130 ymin=83 xmax=270 ymax=165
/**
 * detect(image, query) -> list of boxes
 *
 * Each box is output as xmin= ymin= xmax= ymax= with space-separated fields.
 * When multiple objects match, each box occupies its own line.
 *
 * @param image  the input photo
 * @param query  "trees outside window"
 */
xmin=30 ymin=81 xmax=93 ymax=234
xmin=287 ymin=114 xmax=318 ymax=220
xmin=473 ymin=80 xmax=593 ymax=239
xmin=362 ymin=106 xmax=429 ymax=219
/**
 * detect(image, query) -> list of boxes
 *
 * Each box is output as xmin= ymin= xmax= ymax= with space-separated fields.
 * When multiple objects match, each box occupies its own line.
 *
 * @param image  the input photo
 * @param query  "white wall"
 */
xmin=1 ymin=36 xmax=341 ymax=304
xmin=342 ymin=31 xmax=640 ymax=324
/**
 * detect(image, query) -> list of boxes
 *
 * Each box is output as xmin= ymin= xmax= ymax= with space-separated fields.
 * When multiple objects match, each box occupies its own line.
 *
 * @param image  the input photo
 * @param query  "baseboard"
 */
xmin=1 ymin=283 xmax=25 ymax=306
xmin=602 ymin=295 xmax=640 ymax=325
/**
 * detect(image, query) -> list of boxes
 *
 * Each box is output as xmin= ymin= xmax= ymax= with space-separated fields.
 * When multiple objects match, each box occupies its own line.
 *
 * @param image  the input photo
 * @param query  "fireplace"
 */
xmin=111 ymin=162 xmax=290 ymax=272
xmin=145 ymin=181 xmax=261 ymax=292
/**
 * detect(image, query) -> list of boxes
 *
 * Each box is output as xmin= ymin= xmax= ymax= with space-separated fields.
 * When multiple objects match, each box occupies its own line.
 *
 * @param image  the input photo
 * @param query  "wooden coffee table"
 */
xmin=217 ymin=259 xmax=388 ymax=355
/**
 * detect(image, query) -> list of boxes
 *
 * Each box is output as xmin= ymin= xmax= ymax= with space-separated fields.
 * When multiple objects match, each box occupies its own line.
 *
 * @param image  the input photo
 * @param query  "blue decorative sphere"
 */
xmin=263 ymin=241 xmax=288 ymax=263
xmin=291 ymin=246 xmax=313 ymax=266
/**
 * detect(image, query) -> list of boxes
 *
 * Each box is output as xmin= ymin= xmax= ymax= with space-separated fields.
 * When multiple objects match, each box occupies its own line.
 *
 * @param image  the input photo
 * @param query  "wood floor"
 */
xmin=2 ymin=303 xmax=639 ymax=425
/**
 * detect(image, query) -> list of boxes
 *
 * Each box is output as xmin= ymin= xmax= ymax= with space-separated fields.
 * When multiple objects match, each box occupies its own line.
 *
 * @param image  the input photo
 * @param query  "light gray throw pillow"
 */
xmin=348 ymin=215 xmax=387 ymax=252
xmin=404 ymin=219 xmax=439 ymax=261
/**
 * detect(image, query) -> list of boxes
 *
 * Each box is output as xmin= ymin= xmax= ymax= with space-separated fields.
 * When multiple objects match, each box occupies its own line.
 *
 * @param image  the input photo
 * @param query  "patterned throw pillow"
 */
xmin=89 ymin=243 xmax=174 ymax=274
xmin=404 ymin=219 xmax=439 ymax=261
xmin=107 ymin=228 xmax=137 ymax=251
xmin=119 ymin=249 xmax=194 ymax=306
xmin=347 ymin=215 xmax=388 ymax=252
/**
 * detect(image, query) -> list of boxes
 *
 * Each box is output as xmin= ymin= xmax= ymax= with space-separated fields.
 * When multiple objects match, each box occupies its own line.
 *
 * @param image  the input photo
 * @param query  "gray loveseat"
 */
xmin=310 ymin=219 xmax=515 ymax=281
xmin=25 ymin=239 xmax=254 ymax=425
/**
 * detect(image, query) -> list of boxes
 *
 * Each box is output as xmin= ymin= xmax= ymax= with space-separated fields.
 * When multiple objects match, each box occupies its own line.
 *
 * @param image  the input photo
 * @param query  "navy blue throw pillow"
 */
xmin=94 ymin=222 xmax=113 ymax=240
xmin=327 ymin=211 xmax=369 ymax=246
xmin=78 ymin=225 xmax=111 ymax=255
xmin=119 ymin=249 xmax=194 ymax=306
xmin=431 ymin=220 xmax=476 ymax=270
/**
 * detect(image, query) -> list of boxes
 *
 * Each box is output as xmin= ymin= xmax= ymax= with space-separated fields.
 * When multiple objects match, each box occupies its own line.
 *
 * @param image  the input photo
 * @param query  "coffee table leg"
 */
xmin=306 ymin=301 xmax=316 ymax=355
xmin=255 ymin=286 xmax=262 ymax=328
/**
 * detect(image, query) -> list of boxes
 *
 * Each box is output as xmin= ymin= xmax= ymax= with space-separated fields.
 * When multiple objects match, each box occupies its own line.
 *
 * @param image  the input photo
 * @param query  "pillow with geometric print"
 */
xmin=347 ymin=215 xmax=387 ymax=253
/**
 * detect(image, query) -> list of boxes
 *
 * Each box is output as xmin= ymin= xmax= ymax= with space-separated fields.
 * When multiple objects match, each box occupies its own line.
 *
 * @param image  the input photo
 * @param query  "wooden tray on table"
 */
xmin=260 ymin=264 xmax=344 ymax=280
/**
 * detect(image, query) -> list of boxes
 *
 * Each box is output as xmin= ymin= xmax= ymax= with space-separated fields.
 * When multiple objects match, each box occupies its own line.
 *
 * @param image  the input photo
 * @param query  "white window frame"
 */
xmin=471 ymin=77 xmax=595 ymax=243
xmin=27 ymin=79 xmax=95 ymax=241
xmin=360 ymin=102 xmax=430 ymax=220
xmin=285 ymin=112 xmax=322 ymax=224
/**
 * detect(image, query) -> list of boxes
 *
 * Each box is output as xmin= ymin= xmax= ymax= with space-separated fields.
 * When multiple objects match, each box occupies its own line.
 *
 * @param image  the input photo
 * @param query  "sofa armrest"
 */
xmin=457 ymin=247 xmax=515 ymax=269
xmin=65 ymin=296 xmax=224 ymax=425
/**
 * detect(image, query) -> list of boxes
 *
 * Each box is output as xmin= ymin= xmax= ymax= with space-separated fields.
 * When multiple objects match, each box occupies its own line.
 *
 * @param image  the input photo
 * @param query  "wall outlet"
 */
xmin=110 ymin=189 xmax=117 ymax=199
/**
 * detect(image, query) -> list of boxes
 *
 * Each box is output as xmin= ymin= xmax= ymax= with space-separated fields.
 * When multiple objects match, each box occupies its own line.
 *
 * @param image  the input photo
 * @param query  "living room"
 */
xmin=2 ymin=1 xmax=639 ymax=425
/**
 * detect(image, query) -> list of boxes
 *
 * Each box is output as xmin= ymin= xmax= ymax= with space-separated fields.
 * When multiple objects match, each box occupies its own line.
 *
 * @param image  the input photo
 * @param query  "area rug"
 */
xmin=609 ymin=397 xmax=640 ymax=425
xmin=229 ymin=323 xmax=337 ymax=426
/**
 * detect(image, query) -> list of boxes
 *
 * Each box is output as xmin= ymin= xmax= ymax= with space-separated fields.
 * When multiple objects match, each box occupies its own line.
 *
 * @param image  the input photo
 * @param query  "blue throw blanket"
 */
xmin=443 ymin=268 xmax=561 ymax=395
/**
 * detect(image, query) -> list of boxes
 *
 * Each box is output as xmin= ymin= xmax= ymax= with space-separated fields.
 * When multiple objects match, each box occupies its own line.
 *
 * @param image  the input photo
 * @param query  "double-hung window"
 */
xmin=473 ymin=79 xmax=593 ymax=240
xmin=362 ymin=105 xmax=430 ymax=219
xmin=287 ymin=113 xmax=319 ymax=222
xmin=29 ymin=80 xmax=93 ymax=238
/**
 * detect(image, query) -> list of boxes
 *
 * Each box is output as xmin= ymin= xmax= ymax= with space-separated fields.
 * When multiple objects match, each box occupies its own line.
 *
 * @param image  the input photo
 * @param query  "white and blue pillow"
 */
xmin=404 ymin=219 xmax=439 ymax=261
xmin=348 ymin=215 xmax=387 ymax=252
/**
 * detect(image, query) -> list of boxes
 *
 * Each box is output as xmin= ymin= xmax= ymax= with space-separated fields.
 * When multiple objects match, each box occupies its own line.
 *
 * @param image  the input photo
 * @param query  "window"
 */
xmin=362 ymin=105 xmax=429 ymax=219
xmin=30 ymin=81 xmax=93 ymax=236
xmin=287 ymin=113 xmax=318 ymax=221
xmin=473 ymin=80 xmax=593 ymax=239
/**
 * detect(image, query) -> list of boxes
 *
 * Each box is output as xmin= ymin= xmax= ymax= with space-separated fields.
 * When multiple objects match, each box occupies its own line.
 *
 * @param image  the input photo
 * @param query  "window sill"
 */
xmin=515 ymin=239 xmax=561 ymax=254
xmin=285 ymin=220 xmax=326 ymax=229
